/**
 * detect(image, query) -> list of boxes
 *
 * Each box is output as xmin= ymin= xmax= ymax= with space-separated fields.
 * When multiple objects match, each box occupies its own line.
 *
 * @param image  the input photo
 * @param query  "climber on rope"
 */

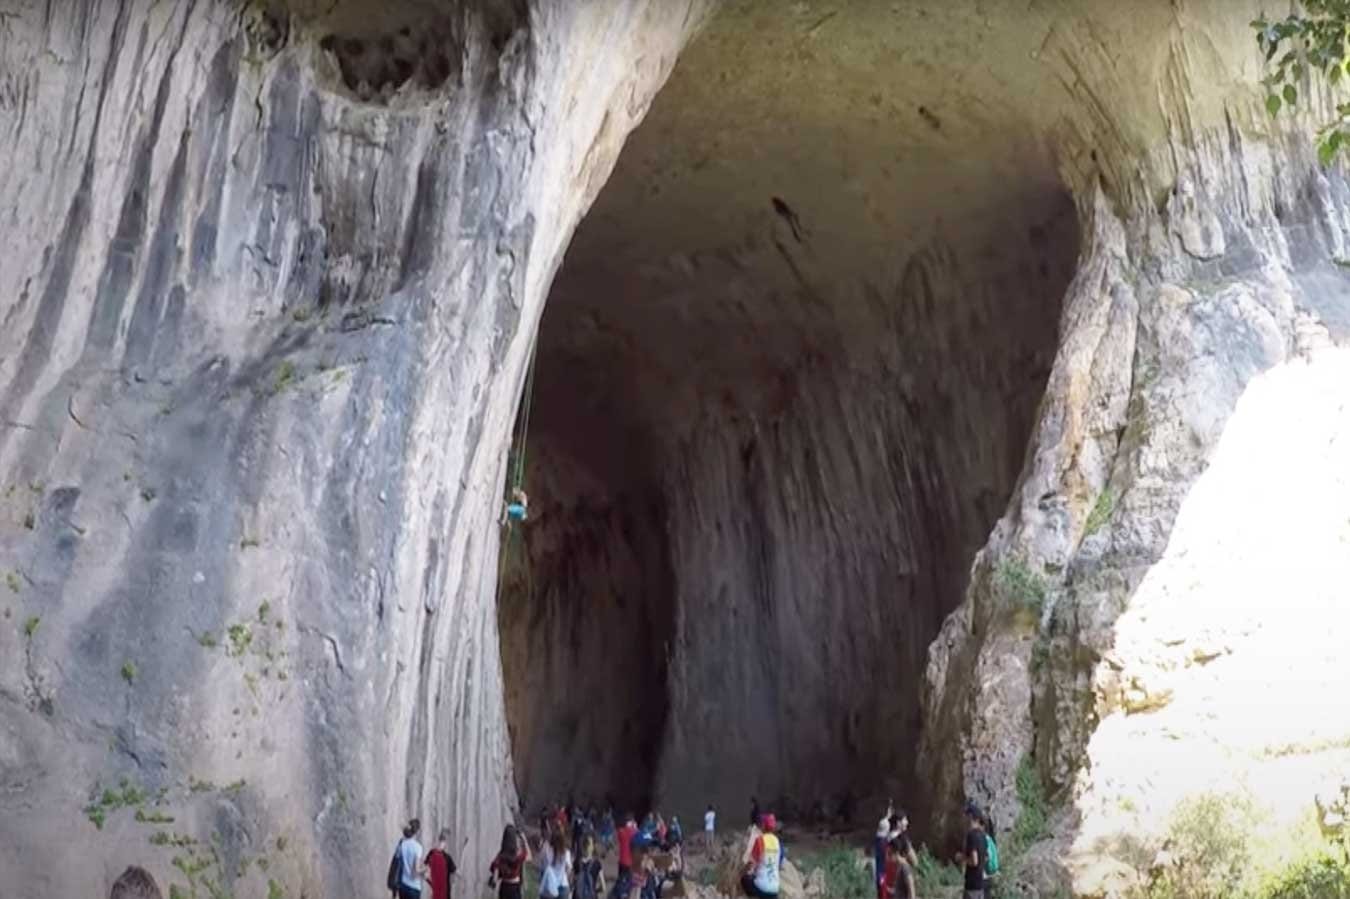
xmin=502 ymin=487 xmax=529 ymax=525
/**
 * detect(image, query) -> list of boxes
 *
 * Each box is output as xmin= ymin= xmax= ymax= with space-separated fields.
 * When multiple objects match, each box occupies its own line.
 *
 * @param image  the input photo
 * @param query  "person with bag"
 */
xmin=488 ymin=825 xmax=532 ymax=899
xmin=956 ymin=805 xmax=989 ymax=899
xmin=387 ymin=819 xmax=428 ymax=899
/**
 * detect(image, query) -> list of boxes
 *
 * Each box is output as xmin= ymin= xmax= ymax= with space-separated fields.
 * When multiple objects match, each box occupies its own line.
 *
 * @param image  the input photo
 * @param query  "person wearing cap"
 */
xmin=956 ymin=804 xmax=988 ymax=899
xmin=741 ymin=813 xmax=783 ymax=897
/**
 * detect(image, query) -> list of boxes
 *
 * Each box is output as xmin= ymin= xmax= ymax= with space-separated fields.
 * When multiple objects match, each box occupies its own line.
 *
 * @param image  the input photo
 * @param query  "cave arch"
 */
xmin=498 ymin=3 xmax=1082 ymax=826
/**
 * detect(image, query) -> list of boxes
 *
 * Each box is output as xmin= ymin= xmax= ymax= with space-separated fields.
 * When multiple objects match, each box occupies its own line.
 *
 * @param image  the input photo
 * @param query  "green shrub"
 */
xmin=914 ymin=847 xmax=963 ymax=894
xmin=995 ymin=557 xmax=1048 ymax=615
xmin=800 ymin=847 xmax=873 ymax=899
xmin=1148 ymin=793 xmax=1256 ymax=899
xmin=1252 ymin=853 xmax=1350 ymax=899
xmin=1011 ymin=754 xmax=1049 ymax=851
xmin=1084 ymin=487 xmax=1116 ymax=536
xmin=226 ymin=624 xmax=251 ymax=657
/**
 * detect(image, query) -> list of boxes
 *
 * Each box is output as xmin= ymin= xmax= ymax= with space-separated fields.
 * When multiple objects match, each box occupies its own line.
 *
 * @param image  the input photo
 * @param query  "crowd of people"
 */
xmin=385 ymin=795 xmax=999 ymax=899
xmin=520 ymin=801 xmax=692 ymax=899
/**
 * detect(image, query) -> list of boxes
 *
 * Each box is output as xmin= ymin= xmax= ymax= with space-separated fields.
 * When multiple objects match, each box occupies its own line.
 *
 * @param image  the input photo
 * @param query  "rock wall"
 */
xmin=0 ymin=0 xmax=707 ymax=894
xmin=5 ymin=0 xmax=1350 ymax=896
xmin=916 ymin=3 xmax=1350 ymax=894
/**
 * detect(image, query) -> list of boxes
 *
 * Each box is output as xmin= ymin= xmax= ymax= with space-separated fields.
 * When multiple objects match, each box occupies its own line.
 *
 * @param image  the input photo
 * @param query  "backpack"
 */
xmin=386 ymin=841 xmax=403 ymax=893
xmin=576 ymin=859 xmax=599 ymax=899
xmin=984 ymin=834 xmax=1000 ymax=877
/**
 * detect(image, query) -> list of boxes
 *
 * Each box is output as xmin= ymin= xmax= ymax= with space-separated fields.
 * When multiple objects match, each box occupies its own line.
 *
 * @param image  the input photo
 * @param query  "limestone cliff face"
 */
xmin=4 ymin=0 xmax=1350 ymax=896
xmin=915 ymin=5 xmax=1350 ymax=895
xmin=0 ymin=1 xmax=705 ymax=894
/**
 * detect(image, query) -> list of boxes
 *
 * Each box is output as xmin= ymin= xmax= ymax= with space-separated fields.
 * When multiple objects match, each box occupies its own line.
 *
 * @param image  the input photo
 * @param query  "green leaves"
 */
xmin=1319 ymin=129 xmax=1345 ymax=166
xmin=1253 ymin=5 xmax=1350 ymax=162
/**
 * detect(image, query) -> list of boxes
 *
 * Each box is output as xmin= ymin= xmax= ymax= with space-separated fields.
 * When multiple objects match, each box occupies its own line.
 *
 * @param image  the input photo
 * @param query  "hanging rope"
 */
xmin=510 ymin=335 xmax=539 ymax=494
xmin=494 ymin=335 xmax=540 ymax=612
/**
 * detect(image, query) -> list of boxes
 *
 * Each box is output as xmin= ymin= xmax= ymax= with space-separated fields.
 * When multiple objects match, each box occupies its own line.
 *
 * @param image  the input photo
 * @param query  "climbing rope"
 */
xmin=494 ymin=336 xmax=540 ymax=610
xmin=509 ymin=335 xmax=539 ymax=496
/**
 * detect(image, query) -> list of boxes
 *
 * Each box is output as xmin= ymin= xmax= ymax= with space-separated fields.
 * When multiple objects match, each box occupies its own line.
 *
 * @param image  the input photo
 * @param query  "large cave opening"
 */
xmin=500 ymin=3 xmax=1081 ymax=827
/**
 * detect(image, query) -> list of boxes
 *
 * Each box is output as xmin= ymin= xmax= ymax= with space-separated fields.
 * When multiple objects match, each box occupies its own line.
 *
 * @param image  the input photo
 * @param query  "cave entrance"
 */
xmin=498 ymin=5 xmax=1081 ymax=828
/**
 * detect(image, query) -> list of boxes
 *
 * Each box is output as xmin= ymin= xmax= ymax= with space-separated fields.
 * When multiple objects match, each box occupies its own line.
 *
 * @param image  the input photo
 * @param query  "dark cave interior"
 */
xmin=497 ymin=1 xmax=1081 ymax=827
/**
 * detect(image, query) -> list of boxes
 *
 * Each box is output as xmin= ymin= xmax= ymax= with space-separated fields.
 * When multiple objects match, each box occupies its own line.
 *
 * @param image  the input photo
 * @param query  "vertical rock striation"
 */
xmin=0 ymin=0 xmax=707 ymax=894
xmin=917 ymin=3 xmax=1350 ymax=893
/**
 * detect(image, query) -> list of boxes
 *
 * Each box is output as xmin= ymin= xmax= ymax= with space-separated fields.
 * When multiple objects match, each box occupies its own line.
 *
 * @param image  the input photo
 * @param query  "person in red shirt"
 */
xmin=426 ymin=829 xmax=458 ymax=899
xmin=612 ymin=813 xmax=638 ymax=899
xmin=488 ymin=825 xmax=530 ymax=899
xmin=881 ymin=839 xmax=917 ymax=899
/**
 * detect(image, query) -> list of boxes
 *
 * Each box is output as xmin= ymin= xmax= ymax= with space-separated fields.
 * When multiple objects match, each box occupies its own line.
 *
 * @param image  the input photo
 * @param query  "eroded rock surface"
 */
xmin=3 ymin=0 xmax=1350 ymax=897
xmin=0 ymin=0 xmax=706 ymax=894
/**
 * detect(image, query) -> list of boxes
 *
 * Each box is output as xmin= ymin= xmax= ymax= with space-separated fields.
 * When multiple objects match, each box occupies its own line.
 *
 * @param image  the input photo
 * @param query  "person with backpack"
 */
xmin=488 ymin=825 xmax=531 ymax=899
xmin=575 ymin=835 xmax=606 ymax=899
xmin=425 ymin=829 xmax=459 ymax=899
xmin=956 ymin=805 xmax=989 ymax=899
xmin=977 ymin=808 xmax=999 ymax=898
xmin=387 ymin=819 xmax=428 ymax=899
xmin=741 ymin=813 xmax=783 ymax=898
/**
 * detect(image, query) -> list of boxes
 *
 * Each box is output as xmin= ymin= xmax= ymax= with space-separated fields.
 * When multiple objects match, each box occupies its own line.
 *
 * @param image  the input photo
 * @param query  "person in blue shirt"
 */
xmin=503 ymin=488 xmax=529 ymax=523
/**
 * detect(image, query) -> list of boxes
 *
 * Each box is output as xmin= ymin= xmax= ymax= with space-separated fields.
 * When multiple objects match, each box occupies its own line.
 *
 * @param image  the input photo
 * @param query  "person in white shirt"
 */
xmin=539 ymin=829 xmax=572 ymax=899
xmin=704 ymin=804 xmax=717 ymax=853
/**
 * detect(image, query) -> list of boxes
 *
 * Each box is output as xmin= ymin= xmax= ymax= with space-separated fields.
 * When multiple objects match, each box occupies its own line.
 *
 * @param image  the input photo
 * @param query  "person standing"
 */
xmin=396 ymin=819 xmax=428 ymax=899
xmin=749 ymin=797 xmax=761 ymax=831
xmin=874 ymin=804 xmax=893 ymax=890
xmin=601 ymin=807 xmax=617 ymax=855
xmin=610 ymin=813 xmax=638 ymax=899
xmin=704 ymin=804 xmax=717 ymax=853
xmin=489 ymin=825 xmax=531 ymax=899
xmin=540 ymin=829 xmax=572 ymax=899
xmin=958 ymin=805 xmax=988 ymax=899
xmin=575 ymin=835 xmax=606 ymax=899
xmin=880 ymin=839 xmax=918 ymax=899
xmin=888 ymin=810 xmax=918 ymax=868
xmin=426 ymin=829 xmax=458 ymax=899
xmin=741 ymin=813 xmax=782 ymax=898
